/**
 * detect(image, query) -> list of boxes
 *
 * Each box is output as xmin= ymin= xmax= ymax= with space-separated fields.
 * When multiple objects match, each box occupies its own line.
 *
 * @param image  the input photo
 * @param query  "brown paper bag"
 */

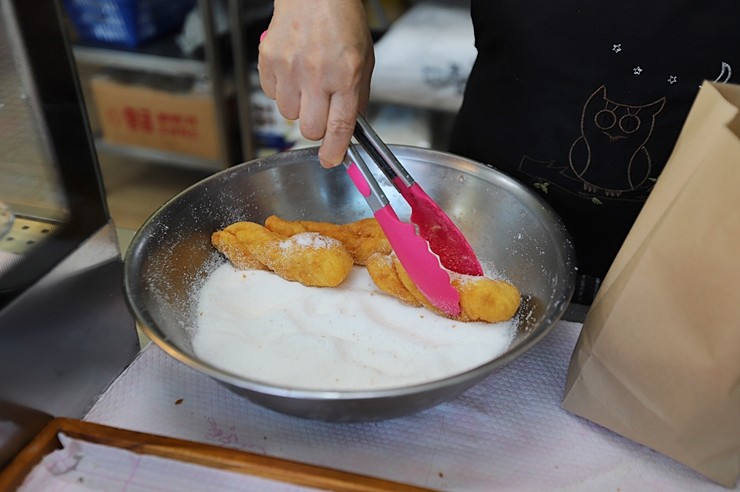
xmin=562 ymin=82 xmax=740 ymax=488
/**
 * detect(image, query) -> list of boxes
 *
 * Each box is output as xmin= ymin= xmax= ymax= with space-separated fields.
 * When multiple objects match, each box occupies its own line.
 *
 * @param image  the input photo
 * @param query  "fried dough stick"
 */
xmin=264 ymin=215 xmax=391 ymax=266
xmin=450 ymin=271 xmax=521 ymax=323
xmin=212 ymin=221 xmax=353 ymax=287
xmin=366 ymin=253 xmax=521 ymax=323
xmin=212 ymin=226 xmax=267 ymax=271
xmin=365 ymin=253 xmax=422 ymax=307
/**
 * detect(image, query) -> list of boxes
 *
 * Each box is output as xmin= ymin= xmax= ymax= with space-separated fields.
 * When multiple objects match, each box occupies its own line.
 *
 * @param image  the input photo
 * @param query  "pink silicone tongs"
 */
xmin=344 ymin=144 xmax=461 ymax=316
xmin=344 ymin=115 xmax=484 ymax=316
xmin=352 ymin=114 xmax=484 ymax=277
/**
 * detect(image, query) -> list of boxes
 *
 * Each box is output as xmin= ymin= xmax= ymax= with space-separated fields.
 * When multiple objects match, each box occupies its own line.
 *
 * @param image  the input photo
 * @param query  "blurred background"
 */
xmin=59 ymin=0 xmax=474 ymax=245
xmin=0 ymin=0 xmax=478 ymax=468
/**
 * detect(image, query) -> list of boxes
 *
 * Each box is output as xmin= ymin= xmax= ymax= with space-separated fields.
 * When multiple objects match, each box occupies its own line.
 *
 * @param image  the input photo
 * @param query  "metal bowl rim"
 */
xmin=124 ymin=145 xmax=576 ymax=401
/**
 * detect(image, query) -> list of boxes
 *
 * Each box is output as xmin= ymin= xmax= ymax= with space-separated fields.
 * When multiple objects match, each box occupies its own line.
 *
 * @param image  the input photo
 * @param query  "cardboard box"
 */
xmin=91 ymin=71 xmax=222 ymax=160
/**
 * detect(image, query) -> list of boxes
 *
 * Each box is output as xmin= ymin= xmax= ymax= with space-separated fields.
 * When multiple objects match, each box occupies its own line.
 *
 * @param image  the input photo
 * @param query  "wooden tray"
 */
xmin=0 ymin=418 xmax=433 ymax=491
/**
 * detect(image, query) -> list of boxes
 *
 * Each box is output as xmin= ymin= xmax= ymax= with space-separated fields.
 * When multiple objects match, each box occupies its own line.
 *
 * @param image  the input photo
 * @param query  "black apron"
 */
xmin=450 ymin=0 xmax=740 ymax=301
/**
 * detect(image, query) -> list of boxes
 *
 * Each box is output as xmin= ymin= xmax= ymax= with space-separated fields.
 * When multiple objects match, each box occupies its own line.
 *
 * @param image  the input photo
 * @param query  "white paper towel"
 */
xmin=84 ymin=321 xmax=737 ymax=491
xmin=18 ymin=433 xmax=317 ymax=492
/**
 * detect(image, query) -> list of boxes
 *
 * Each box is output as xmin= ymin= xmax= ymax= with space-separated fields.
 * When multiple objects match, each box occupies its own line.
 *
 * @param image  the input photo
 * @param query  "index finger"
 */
xmin=317 ymin=92 xmax=359 ymax=168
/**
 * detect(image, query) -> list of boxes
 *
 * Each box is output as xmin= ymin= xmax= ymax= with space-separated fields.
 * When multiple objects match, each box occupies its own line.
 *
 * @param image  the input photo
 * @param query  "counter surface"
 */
xmin=84 ymin=321 xmax=734 ymax=491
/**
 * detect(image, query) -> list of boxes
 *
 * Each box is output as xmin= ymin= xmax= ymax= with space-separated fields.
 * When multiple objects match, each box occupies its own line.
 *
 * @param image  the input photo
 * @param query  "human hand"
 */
xmin=258 ymin=0 xmax=374 ymax=168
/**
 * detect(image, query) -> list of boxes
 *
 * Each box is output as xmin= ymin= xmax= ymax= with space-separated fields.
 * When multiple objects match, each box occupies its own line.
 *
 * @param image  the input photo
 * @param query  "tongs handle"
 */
xmin=353 ymin=114 xmax=414 ymax=189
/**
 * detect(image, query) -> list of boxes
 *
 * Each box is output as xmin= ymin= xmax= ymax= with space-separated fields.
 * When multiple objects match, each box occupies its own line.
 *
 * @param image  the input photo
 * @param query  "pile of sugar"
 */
xmin=193 ymin=264 xmax=517 ymax=391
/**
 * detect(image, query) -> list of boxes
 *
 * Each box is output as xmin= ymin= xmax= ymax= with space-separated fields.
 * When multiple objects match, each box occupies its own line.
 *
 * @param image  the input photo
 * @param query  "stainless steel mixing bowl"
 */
xmin=124 ymin=146 xmax=576 ymax=422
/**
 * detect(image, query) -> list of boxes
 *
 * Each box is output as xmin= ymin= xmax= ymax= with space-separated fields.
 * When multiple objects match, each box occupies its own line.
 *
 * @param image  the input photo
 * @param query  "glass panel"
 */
xmin=0 ymin=0 xmax=109 ymax=306
xmin=0 ymin=3 xmax=68 ymax=278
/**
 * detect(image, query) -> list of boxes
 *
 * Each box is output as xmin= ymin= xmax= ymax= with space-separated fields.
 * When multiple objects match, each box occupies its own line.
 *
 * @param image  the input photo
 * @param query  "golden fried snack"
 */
xmin=264 ymin=215 xmax=391 ymax=265
xmin=369 ymin=254 xmax=520 ymax=323
xmin=263 ymin=215 xmax=307 ymax=236
xmin=451 ymin=272 xmax=521 ymax=323
xmin=212 ymin=228 xmax=268 ymax=271
xmin=212 ymin=221 xmax=353 ymax=287
xmin=365 ymin=253 xmax=422 ymax=307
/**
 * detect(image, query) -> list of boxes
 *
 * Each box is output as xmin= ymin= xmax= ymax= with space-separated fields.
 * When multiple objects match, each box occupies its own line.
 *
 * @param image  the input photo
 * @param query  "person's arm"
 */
xmin=258 ymin=0 xmax=374 ymax=168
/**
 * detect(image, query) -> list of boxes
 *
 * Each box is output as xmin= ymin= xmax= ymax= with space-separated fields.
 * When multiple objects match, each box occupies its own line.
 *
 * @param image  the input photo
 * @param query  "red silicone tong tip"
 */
xmin=395 ymin=181 xmax=484 ymax=276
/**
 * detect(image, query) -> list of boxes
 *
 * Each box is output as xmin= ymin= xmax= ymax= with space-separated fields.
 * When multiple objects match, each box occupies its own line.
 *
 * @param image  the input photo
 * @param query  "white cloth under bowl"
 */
xmin=83 ymin=321 xmax=736 ymax=491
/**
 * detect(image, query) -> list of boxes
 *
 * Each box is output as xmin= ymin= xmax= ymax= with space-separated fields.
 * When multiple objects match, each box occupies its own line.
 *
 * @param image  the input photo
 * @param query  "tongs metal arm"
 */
xmin=344 ymin=145 xmax=387 ymax=213
xmin=353 ymin=114 xmax=414 ymax=188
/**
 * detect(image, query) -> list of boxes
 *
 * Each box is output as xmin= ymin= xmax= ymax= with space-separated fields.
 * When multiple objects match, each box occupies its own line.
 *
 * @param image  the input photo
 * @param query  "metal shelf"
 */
xmin=68 ymin=0 xmax=246 ymax=169
xmin=94 ymin=137 xmax=224 ymax=173
xmin=72 ymin=39 xmax=207 ymax=77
